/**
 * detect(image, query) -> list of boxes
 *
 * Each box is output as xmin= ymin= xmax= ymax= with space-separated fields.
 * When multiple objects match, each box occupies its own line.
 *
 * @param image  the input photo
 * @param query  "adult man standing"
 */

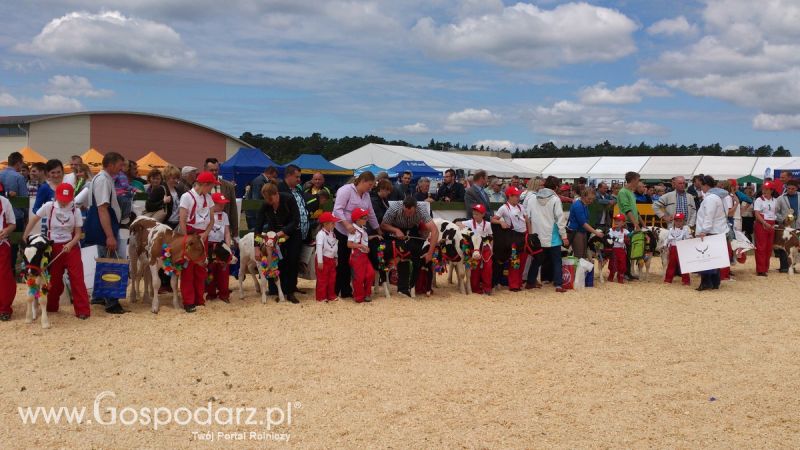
xmin=204 ymin=158 xmax=238 ymax=237
xmin=380 ymin=196 xmax=439 ymax=297
xmin=653 ymin=176 xmax=697 ymax=228
xmin=304 ymin=172 xmax=331 ymax=216
xmin=595 ymin=182 xmax=615 ymax=226
xmin=688 ymin=175 xmax=704 ymax=209
xmin=0 ymin=151 xmax=28 ymax=266
xmin=178 ymin=166 xmax=198 ymax=194
xmin=464 ymin=170 xmax=492 ymax=219
xmin=695 ymin=175 xmax=729 ymax=290
xmin=247 ymin=165 xmax=278 ymax=230
xmin=278 ymin=164 xmax=310 ymax=296
xmin=391 ymin=171 xmax=413 ymax=201
xmin=436 ymin=169 xmax=465 ymax=202
xmin=485 ymin=178 xmax=506 ymax=203
xmin=85 ymin=152 xmax=126 ymax=314
xmin=62 ymin=155 xmax=83 ymax=186
xmin=776 ymin=180 xmax=799 ymax=273
xmin=617 ymin=171 xmax=646 ymax=280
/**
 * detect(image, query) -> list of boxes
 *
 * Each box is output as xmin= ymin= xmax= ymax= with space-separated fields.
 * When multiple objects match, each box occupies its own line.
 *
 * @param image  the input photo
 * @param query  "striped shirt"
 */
xmin=381 ymin=202 xmax=431 ymax=230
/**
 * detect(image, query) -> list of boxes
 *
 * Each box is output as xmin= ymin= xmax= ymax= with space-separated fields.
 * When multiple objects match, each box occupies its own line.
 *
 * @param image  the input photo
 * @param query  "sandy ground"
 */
xmin=1 ymin=257 xmax=799 ymax=449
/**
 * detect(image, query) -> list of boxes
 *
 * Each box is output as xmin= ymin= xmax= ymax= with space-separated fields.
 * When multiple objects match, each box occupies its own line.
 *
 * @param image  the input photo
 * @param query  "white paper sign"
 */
xmin=81 ymin=245 xmax=99 ymax=294
xmin=676 ymin=234 xmax=731 ymax=273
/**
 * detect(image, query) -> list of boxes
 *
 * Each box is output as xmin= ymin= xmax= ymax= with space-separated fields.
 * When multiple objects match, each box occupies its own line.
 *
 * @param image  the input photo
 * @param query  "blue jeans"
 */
xmin=527 ymin=247 xmax=563 ymax=288
xmin=700 ymin=269 xmax=720 ymax=289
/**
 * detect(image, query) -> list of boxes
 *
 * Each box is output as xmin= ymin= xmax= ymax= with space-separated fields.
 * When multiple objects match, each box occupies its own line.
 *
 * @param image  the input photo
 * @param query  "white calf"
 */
xmin=238 ymin=232 xmax=285 ymax=303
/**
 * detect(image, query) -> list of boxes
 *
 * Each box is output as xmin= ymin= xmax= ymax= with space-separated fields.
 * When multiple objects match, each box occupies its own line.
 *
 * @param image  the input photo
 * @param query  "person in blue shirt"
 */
xmin=0 ymin=151 xmax=30 ymax=268
xmin=566 ymin=187 xmax=605 ymax=259
xmin=33 ymin=159 xmax=64 ymax=212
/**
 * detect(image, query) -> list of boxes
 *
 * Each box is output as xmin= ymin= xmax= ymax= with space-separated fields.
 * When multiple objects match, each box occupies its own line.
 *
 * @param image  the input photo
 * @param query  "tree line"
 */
xmin=239 ymin=132 xmax=792 ymax=164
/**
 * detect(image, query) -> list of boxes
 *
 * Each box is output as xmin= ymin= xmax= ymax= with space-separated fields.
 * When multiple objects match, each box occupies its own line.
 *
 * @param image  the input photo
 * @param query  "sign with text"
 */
xmin=676 ymin=234 xmax=731 ymax=273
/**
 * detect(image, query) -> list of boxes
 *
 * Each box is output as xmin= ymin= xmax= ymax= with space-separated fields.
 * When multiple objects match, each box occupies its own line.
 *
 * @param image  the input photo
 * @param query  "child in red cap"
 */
xmin=465 ymin=203 xmax=493 ymax=295
xmin=492 ymin=186 xmax=527 ymax=291
xmin=315 ymin=212 xmax=340 ymax=302
xmin=177 ymin=171 xmax=217 ymax=311
xmin=0 ymin=191 xmax=14 ymax=322
xmin=607 ymin=213 xmax=630 ymax=283
xmin=664 ymin=213 xmax=692 ymax=285
xmin=206 ymin=192 xmax=232 ymax=302
xmin=22 ymin=183 xmax=90 ymax=320
xmin=348 ymin=208 xmax=375 ymax=303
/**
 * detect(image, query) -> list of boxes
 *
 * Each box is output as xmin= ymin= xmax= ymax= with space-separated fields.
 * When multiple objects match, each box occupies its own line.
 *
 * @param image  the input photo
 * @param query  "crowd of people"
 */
xmin=0 ymin=149 xmax=797 ymax=323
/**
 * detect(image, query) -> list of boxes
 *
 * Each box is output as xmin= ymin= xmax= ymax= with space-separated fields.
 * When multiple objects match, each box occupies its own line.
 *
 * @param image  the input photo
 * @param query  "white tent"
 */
xmin=693 ymin=156 xmax=757 ymax=179
xmin=638 ymin=156 xmax=703 ymax=179
xmin=751 ymin=157 xmax=797 ymax=179
xmin=513 ymin=158 xmax=555 ymax=175
xmin=588 ymin=156 xmax=650 ymax=179
xmin=541 ymin=157 xmax=601 ymax=179
xmin=777 ymin=157 xmax=800 ymax=170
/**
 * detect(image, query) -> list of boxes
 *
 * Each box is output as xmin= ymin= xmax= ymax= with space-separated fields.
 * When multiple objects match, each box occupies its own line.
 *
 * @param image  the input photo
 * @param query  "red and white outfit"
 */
xmin=0 ymin=196 xmax=16 ymax=316
xmin=348 ymin=224 xmax=374 ymax=302
xmin=178 ymin=188 xmax=213 ymax=306
xmin=496 ymin=202 xmax=527 ymax=290
xmin=205 ymin=211 xmax=230 ymax=301
xmin=315 ymin=228 xmax=338 ymax=301
xmin=608 ymin=227 xmax=629 ymax=283
xmin=465 ymin=218 xmax=493 ymax=294
xmin=664 ymin=225 xmax=691 ymax=285
xmin=753 ymin=196 xmax=777 ymax=274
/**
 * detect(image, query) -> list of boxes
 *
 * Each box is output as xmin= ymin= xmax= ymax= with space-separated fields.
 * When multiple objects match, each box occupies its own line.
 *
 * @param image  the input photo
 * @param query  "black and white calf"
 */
xmin=23 ymin=234 xmax=54 ymax=328
xmin=433 ymin=218 xmax=474 ymax=295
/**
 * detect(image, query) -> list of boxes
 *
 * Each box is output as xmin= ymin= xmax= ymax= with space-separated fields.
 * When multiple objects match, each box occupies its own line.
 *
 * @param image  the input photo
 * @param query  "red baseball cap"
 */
xmin=674 ymin=213 xmax=685 ymax=221
xmin=763 ymin=181 xmax=775 ymax=190
xmin=505 ymin=186 xmax=521 ymax=198
xmin=613 ymin=213 xmax=625 ymax=221
xmin=472 ymin=204 xmax=487 ymax=214
xmin=318 ymin=212 xmax=340 ymax=224
xmin=196 ymin=171 xmax=221 ymax=185
xmin=55 ymin=183 xmax=74 ymax=203
xmin=211 ymin=192 xmax=230 ymax=204
xmin=351 ymin=208 xmax=369 ymax=222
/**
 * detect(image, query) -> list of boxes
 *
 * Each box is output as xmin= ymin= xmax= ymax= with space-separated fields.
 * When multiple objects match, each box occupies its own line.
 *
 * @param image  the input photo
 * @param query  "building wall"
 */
xmin=29 ymin=115 xmax=91 ymax=161
xmin=90 ymin=114 xmax=227 ymax=168
xmin=0 ymin=136 xmax=29 ymax=158
xmin=226 ymin=137 xmax=242 ymax=160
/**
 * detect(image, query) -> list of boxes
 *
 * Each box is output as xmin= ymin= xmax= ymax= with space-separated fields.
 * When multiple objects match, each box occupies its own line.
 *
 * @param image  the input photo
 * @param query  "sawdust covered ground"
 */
xmin=2 ymin=257 xmax=799 ymax=449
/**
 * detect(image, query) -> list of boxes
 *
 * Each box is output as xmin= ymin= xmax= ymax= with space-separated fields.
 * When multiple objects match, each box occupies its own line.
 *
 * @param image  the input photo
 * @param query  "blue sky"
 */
xmin=1 ymin=0 xmax=798 ymax=152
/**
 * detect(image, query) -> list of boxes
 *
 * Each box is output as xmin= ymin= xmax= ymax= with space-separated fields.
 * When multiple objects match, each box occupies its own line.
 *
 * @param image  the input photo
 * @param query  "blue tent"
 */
xmin=354 ymin=164 xmax=397 ymax=178
xmin=286 ymin=154 xmax=353 ymax=176
xmin=388 ymin=160 xmax=442 ymax=179
xmin=220 ymin=148 xmax=282 ymax=197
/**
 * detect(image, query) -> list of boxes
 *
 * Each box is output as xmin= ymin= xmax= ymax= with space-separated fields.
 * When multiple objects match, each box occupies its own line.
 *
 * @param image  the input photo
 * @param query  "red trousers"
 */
xmin=507 ymin=251 xmax=528 ymax=290
xmin=315 ymin=256 xmax=337 ymax=301
xmin=470 ymin=245 xmax=493 ymax=294
xmin=415 ymin=262 xmax=433 ymax=295
xmin=664 ymin=246 xmax=690 ymax=285
xmin=720 ymin=241 xmax=733 ymax=280
xmin=181 ymin=261 xmax=207 ymax=306
xmin=350 ymin=251 xmax=374 ymax=302
xmin=0 ymin=243 xmax=16 ymax=315
xmin=608 ymin=247 xmax=627 ymax=282
xmin=754 ymin=220 xmax=775 ymax=274
xmin=205 ymin=262 xmax=230 ymax=300
xmin=47 ymin=243 xmax=91 ymax=316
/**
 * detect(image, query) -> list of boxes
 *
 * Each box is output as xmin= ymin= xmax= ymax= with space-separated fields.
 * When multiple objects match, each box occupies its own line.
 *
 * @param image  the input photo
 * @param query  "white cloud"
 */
xmin=47 ymin=75 xmax=113 ymax=98
xmin=753 ymin=113 xmax=800 ymax=131
xmin=396 ymin=122 xmax=431 ymax=134
xmin=647 ymin=16 xmax=698 ymax=37
xmin=531 ymin=100 xmax=668 ymax=143
xmin=0 ymin=89 xmax=82 ymax=112
xmin=579 ymin=79 xmax=670 ymax=105
xmin=444 ymin=108 xmax=499 ymax=132
xmin=0 ymin=93 xmax=20 ymax=107
xmin=18 ymin=11 xmax=195 ymax=71
xmin=644 ymin=0 xmax=800 ymax=131
xmin=473 ymin=139 xmax=529 ymax=150
xmin=412 ymin=2 xmax=638 ymax=68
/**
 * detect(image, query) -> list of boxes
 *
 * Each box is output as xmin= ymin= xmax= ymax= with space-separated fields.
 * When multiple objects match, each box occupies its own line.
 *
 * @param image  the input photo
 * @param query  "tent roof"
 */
xmin=751 ymin=157 xmax=797 ymax=178
xmin=693 ymin=156 xmax=756 ymax=179
xmin=512 ymin=158 xmax=556 ymax=175
xmin=221 ymin=148 xmax=281 ymax=171
xmin=387 ymin=160 xmax=442 ymax=178
xmin=81 ymin=148 xmax=104 ymax=174
xmin=286 ymin=154 xmax=352 ymax=176
xmin=137 ymin=151 xmax=171 ymax=176
xmin=777 ymin=157 xmax=800 ymax=170
xmin=587 ymin=156 xmax=650 ymax=179
xmin=20 ymin=146 xmax=47 ymax=164
xmin=354 ymin=164 xmax=397 ymax=178
xmin=541 ymin=157 xmax=601 ymax=179
xmin=638 ymin=156 xmax=703 ymax=179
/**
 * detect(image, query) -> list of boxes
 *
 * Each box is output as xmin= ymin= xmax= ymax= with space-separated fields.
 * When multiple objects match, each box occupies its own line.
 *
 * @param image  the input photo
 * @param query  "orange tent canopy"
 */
xmin=137 ymin=151 xmax=171 ymax=176
xmin=81 ymin=148 xmax=104 ymax=174
xmin=20 ymin=146 xmax=48 ymax=164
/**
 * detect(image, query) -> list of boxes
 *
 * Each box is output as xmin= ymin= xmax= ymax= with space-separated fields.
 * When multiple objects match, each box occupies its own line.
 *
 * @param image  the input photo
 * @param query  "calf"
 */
xmin=587 ymin=230 xmax=614 ymax=284
xmin=774 ymin=227 xmax=800 ymax=274
xmin=237 ymin=232 xmax=285 ymax=303
xmin=147 ymin=226 xmax=206 ymax=313
xmin=23 ymin=235 xmax=54 ymax=328
xmin=368 ymin=235 xmax=392 ymax=299
xmin=634 ymin=227 xmax=663 ymax=281
xmin=435 ymin=219 xmax=474 ymax=295
xmin=128 ymin=216 xmax=159 ymax=304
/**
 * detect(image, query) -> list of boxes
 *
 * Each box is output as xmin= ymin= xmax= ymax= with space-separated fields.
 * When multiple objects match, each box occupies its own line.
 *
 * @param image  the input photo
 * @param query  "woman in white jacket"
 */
xmin=525 ymin=176 xmax=568 ymax=293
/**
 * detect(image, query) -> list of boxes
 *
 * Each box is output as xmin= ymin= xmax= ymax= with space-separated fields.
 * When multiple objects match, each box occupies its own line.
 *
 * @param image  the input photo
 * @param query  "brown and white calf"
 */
xmin=128 ymin=216 xmax=160 ymax=303
xmin=238 ymin=232 xmax=285 ymax=303
xmin=774 ymin=227 xmax=800 ymax=274
xmin=147 ymin=226 xmax=206 ymax=313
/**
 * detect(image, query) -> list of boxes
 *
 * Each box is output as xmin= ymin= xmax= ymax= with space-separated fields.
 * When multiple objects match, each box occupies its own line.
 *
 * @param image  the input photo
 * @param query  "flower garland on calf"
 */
xmin=431 ymin=245 xmax=446 ymax=274
xmin=162 ymin=244 xmax=189 ymax=277
xmin=510 ymin=243 xmax=520 ymax=270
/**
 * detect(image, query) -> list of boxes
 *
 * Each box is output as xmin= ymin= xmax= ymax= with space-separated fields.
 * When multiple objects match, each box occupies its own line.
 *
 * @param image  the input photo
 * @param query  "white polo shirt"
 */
xmin=0 ymin=196 xmax=16 ymax=242
xmin=348 ymin=224 xmax=369 ymax=254
xmin=315 ymin=229 xmax=338 ymax=264
xmin=496 ymin=203 xmax=527 ymax=233
xmin=179 ymin=188 xmax=213 ymax=231
xmin=465 ymin=218 xmax=492 ymax=239
xmin=754 ymin=196 xmax=777 ymax=221
xmin=207 ymin=211 xmax=229 ymax=243
xmin=36 ymin=201 xmax=82 ymax=244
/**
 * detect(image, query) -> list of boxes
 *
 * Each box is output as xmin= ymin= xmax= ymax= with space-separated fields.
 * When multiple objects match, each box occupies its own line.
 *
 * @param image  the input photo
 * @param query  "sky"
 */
xmin=0 ymin=0 xmax=799 ymax=152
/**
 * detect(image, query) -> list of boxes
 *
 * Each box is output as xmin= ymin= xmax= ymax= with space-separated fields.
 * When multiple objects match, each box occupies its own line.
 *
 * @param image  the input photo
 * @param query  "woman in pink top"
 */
xmin=333 ymin=172 xmax=381 ymax=298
